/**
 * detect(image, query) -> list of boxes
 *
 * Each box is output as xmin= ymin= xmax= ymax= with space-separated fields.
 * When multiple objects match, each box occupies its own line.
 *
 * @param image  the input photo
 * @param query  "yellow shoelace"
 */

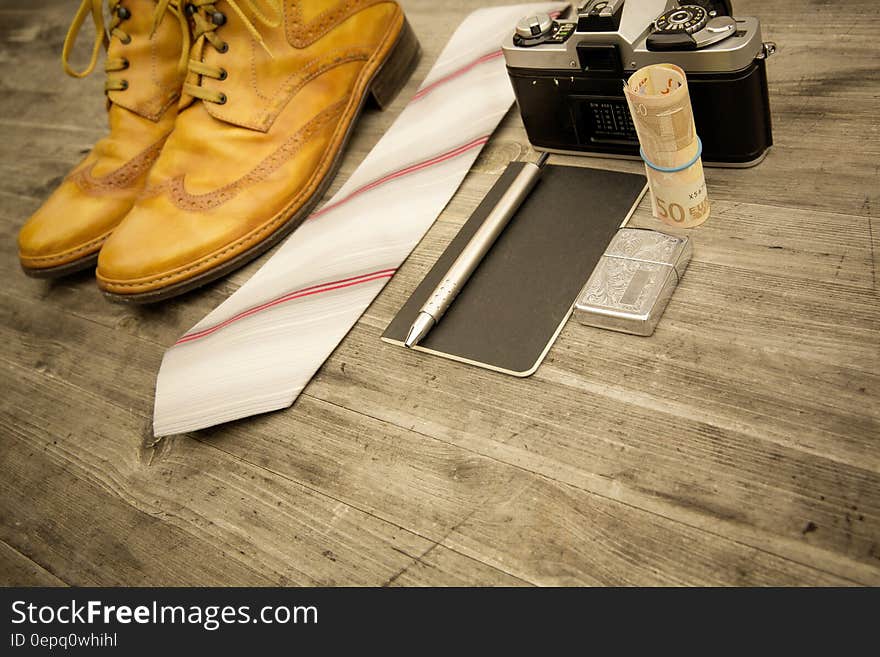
xmin=61 ymin=0 xmax=281 ymax=104
xmin=62 ymin=0 xmax=128 ymax=90
xmin=160 ymin=0 xmax=282 ymax=105
xmin=61 ymin=0 xmax=187 ymax=93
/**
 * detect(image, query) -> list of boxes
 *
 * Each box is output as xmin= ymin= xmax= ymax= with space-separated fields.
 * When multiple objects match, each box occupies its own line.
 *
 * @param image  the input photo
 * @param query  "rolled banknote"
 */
xmin=624 ymin=63 xmax=709 ymax=228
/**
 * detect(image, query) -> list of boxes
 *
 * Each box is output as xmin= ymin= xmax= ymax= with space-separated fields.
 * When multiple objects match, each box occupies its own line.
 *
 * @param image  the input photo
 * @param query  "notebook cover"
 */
xmin=381 ymin=163 xmax=647 ymax=376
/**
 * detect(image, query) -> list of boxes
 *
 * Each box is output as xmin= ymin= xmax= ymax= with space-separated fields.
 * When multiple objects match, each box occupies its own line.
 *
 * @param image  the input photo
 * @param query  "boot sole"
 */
xmin=103 ymin=17 xmax=422 ymax=305
xmin=22 ymin=251 xmax=100 ymax=279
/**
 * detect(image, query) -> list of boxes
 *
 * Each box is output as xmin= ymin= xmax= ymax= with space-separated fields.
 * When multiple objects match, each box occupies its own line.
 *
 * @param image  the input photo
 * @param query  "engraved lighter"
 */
xmin=574 ymin=228 xmax=692 ymax=336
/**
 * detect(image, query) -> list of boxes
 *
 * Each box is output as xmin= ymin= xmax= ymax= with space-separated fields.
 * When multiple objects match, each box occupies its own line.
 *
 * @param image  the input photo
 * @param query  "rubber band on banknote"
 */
xmin=640 ymin=137 xmax=703 ymax=173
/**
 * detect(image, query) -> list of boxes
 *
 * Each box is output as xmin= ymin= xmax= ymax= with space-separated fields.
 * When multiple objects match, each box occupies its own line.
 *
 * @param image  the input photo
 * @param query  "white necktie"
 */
xmin=153 ymin=3 xmax=563 ymax=437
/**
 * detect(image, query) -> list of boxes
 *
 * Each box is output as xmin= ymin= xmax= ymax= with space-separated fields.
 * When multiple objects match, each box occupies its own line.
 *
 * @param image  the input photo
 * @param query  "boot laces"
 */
xmin=163 ymin=0 xmax=282 ymax=105
xmin=62 ymin=0 xmax=187 ymax=94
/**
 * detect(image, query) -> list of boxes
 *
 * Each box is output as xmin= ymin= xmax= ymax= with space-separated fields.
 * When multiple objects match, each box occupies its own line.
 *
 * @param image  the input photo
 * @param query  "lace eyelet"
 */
xmin=120 ymin=34 xmax=132 ymax=45
xmin=217 ymin=42 xmax=229 ymax=53
xmin=218 ymin=68 xmax=228 ymax=81
xmin=120 ymin=58 xmax=130 ymax=70
xmin=211 ymin=12 xmax=227 ymax=26
xmin=217 ymin=93 xmax=228 ymax=105
xmin=117 ymin=6 xmax=131 ymax=20
xmin=120 ymin=80 xmax=129 ymax=91
xmin=185 ymin=3 xmax=197 ymax=16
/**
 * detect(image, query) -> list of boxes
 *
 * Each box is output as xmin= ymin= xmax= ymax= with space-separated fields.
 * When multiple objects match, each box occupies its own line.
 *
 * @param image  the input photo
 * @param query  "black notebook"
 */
xmin=382 ymin=163 xmax=647 ymax=376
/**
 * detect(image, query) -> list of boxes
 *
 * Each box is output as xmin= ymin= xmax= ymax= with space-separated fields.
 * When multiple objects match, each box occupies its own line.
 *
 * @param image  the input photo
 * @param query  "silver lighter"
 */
xmin=574 ymin=228 xmax=692 ymax=336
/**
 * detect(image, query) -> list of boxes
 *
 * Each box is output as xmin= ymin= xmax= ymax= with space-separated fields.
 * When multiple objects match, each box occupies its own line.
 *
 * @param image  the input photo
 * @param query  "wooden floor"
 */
xmin=0 ymin=0 xmax=878 ymax=586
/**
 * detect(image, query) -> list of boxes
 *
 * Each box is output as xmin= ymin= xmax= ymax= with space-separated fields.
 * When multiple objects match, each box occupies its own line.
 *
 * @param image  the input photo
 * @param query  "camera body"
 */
xmin=502 ymin=0 xmax=775 ymax=166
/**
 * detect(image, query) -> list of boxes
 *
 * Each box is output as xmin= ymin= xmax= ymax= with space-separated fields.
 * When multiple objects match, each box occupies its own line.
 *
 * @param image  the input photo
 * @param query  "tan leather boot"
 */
xmin=18 ymin=1 xmax=188 ymax=278
xmin=96 ymin=0 xmax=420 ymax=302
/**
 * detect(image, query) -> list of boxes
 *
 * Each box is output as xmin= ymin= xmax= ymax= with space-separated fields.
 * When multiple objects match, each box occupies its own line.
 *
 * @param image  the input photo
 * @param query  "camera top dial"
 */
xmin=653 ymin=5 xmax=709 ymax=35
xmin=515 ymin=13 xmax=555 ymax=40
xmin=646 ymin=4 xmax=737 ymax=52
xmin=513 ymin=12 xmax=577 ymax=48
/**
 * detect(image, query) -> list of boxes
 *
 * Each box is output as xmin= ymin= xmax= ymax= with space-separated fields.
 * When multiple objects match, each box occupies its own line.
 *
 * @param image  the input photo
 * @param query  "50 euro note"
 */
xmin=624 ymin=63 xmax=709 ymax=228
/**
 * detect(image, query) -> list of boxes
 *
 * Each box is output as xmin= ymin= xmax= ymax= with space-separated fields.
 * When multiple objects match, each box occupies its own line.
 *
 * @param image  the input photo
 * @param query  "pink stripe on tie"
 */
xmin=412 ymin=50 xmax=504 ymax=102
xmin=311 ymin=135 xmax=489 ymax=220
xmin=175 ymin=269 xmax=397 ymax=346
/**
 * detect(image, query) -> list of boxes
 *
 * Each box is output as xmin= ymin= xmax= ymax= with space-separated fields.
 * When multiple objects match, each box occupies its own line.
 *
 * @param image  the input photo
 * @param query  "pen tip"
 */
xmin=404 ymin=313 xmax=435 ymax=348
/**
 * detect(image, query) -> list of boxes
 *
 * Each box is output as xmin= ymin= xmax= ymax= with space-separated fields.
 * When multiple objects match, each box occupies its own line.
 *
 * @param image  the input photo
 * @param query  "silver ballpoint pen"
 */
xmin=404 ymin=152 xmax=550 ymax=348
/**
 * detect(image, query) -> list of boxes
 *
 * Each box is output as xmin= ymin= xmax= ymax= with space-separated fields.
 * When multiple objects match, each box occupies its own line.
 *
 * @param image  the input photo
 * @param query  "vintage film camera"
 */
xmin=502 ymin=0 xmax=775 ymax=166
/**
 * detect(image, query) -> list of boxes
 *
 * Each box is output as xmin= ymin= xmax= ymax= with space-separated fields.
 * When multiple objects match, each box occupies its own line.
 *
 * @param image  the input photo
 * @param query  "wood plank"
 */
xmin=386 ymin=544 xmax=529 ymax=587
xmin=158 ymin=427 xmax=879 ymax=585
xmin=306 ymin=323 xmax=880 ymax=579
xmin=0 ymin=540 xmax=66 ymax=587
xmin=0 ymin=426 xmax=274 ymax=586
xmin=202 ymin=398 xmax=864 ymax=585
xmin=440 ymin=474 xmax=848 ymax=586
xmin=0 ymin=291 xmax=872 ymax=585
xmin=1 ymin=359 xmax=472 ymax=586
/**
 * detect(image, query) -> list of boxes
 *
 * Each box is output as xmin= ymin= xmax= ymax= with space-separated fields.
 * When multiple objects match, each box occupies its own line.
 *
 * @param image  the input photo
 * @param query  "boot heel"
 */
xmin=369 ymin=18 xmax=421 ymax=110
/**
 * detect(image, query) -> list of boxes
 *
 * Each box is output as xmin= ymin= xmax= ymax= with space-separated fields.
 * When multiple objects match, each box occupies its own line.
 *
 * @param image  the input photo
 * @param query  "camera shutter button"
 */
xmin=515 ymin=13 xmax=554 ymax=39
